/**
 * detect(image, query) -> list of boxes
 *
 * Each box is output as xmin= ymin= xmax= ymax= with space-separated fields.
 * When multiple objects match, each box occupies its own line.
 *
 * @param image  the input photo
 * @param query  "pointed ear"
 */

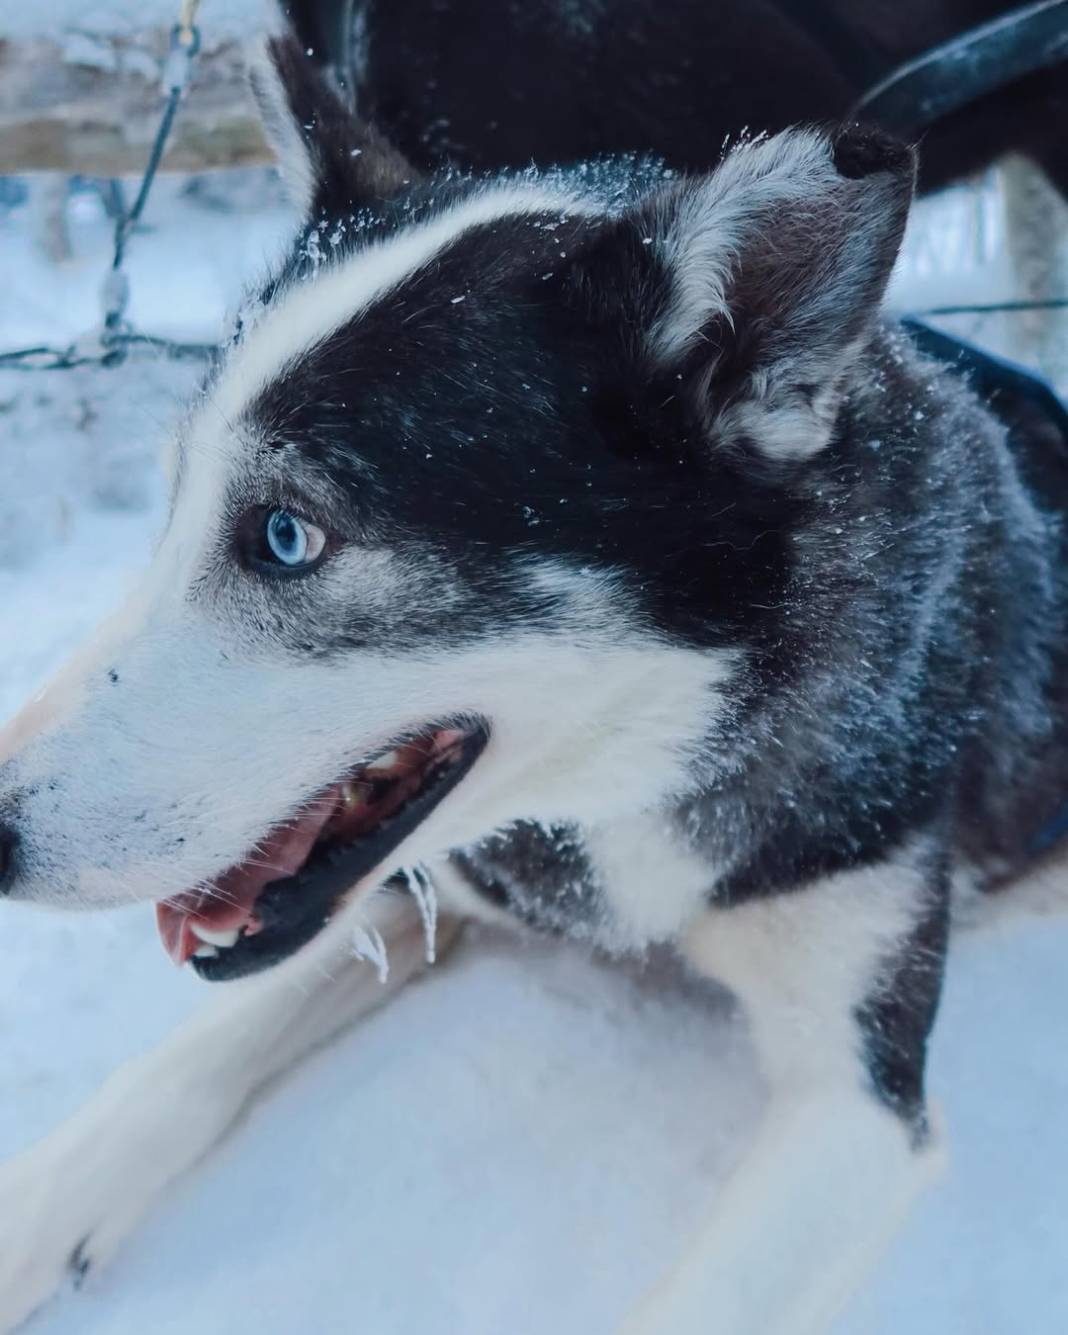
xmin=584 ymin=126 xmax=915 ymax=464
xmin=248 ymin=33 xmax=418 ymax=217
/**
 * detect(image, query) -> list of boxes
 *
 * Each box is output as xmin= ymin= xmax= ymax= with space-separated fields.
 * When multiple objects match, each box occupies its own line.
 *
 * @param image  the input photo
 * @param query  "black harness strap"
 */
xmin=851 ymin=0 xmax=1068 ymax=134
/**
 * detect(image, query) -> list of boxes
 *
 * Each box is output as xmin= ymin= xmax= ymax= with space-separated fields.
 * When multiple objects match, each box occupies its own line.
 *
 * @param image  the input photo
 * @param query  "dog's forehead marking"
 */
xmin=210 ymin=185 xmax=596 ymax=429
xmin=160 ymin=185 xmax=596 ymax=594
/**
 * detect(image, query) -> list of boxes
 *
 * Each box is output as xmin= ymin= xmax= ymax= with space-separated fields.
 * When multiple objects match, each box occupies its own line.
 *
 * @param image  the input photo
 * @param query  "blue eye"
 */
xmin=261 ymin=509 xmax=327 ymax=569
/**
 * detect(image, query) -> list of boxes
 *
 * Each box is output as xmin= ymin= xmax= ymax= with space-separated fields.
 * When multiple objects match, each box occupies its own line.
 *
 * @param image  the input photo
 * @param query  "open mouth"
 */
xmin=156 ymin=722 xmax=487 ymax=982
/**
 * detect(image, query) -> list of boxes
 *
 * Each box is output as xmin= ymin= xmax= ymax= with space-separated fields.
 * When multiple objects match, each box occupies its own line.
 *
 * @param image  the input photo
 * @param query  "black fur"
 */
xmin=246 ymin=202 xmax=799 ymax=653
xmin=451 ymin=822 xmax=605 ymax=939
xmin=856 ymin=870 xmax=951 ymax=1135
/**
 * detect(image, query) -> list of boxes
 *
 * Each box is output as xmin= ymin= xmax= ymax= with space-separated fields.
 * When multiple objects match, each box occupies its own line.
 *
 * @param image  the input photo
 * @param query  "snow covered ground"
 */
xmin=2 ymin=159 xmax=1068 ymax=1335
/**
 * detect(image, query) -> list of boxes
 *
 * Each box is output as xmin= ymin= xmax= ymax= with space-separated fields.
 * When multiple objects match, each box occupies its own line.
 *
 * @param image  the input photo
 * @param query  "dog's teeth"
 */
xmin=366 ymin=749 xmax=400 ymax=772
xmin=191 ymin=924 xmax=241 ymax=948
xmin=193 ymin=944 xmax=219 ymax=959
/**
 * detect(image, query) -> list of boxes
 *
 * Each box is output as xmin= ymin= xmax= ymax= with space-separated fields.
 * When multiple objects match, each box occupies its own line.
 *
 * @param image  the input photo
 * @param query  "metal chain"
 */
xmin=0 ymin=5 xmax=217 ymax=374
xmin=0 ymin=332 xmax=218 ymax=373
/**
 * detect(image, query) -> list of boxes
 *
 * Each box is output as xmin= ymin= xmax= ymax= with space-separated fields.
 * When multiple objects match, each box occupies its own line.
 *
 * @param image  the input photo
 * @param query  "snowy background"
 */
xmin=3 ymin=0 xmax=265 ymax=40
xmin=2 ymin=111 xmax=1068 ymax=1335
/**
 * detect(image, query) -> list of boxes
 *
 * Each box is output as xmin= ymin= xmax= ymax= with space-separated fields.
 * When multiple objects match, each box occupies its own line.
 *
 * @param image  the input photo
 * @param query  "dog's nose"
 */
xmin=0 ymin=824 xmax=16 ymax=894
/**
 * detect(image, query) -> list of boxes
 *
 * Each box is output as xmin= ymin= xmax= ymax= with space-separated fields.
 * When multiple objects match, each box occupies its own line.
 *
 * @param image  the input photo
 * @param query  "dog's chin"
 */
xmin=155 ymin=722 xmax=488 ymax=982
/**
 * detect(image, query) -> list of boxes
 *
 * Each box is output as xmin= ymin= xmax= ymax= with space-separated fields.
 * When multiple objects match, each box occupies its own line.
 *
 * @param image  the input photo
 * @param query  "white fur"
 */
xmin=2 ymin=582 xmax=730 ymax=911
xmin=685 ymin=854 xmax=928 ymax=1084
xmin=583 ymin=810 xmax=715 ymax=948
xmin=247 ymin=37 xmax=320 ymax=216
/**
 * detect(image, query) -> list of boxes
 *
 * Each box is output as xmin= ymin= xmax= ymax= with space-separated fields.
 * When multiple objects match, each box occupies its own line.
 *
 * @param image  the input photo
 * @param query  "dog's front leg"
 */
xmin=0 ymin=895 xmax=457 ymax=1334
xmin=621 ymin=854 xmax=949 ymax=1335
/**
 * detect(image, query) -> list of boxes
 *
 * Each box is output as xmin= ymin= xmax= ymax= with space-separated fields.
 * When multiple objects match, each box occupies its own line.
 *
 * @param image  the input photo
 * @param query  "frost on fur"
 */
xmin=406 ymin=865 xmax=440 ymax=965
xmin=352 ymin=922 xmax=390 ymax=983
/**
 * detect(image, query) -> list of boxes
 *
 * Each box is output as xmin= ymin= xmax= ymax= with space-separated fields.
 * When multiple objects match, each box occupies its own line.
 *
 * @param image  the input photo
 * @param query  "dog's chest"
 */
xmin=451 ymin=812 xmax=714 ymax=950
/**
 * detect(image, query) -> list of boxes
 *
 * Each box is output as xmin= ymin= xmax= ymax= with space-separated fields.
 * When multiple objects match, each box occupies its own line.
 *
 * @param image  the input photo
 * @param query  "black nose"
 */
xmin=0 ymin=824 xmax=16 ymax=894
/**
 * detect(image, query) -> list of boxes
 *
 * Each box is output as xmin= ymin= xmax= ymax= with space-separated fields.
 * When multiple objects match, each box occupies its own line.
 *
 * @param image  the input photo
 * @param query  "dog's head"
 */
xmin=0 ymin=38 xmax=914 ymax=977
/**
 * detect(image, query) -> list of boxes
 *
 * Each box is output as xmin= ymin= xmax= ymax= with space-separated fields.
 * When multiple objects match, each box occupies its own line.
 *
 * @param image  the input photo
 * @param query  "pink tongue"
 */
xmin=156 ymin=784 xmax=341 ymax=966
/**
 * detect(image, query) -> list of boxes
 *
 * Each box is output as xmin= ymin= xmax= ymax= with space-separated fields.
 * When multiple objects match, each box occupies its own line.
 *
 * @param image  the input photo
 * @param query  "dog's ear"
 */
xmin=576 ymin=126 xmax=915 ymax=464
xmin=249 ymin=33 xmax=418 ymax=218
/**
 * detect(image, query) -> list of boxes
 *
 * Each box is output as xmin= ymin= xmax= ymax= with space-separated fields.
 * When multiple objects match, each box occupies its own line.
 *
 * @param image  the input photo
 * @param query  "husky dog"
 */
xmin=2 ymin=33 xmax=1068 ymax=1335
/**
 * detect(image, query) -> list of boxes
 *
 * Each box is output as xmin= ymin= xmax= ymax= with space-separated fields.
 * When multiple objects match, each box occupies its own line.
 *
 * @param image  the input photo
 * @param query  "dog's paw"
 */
xmin=0 ymin=1077 xmax=230 ymax=1334
xmin=0 ymin=1139 xmax=111 ymax=1333
xmin=0 ymin=1111 xmax=161 ymax=1333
